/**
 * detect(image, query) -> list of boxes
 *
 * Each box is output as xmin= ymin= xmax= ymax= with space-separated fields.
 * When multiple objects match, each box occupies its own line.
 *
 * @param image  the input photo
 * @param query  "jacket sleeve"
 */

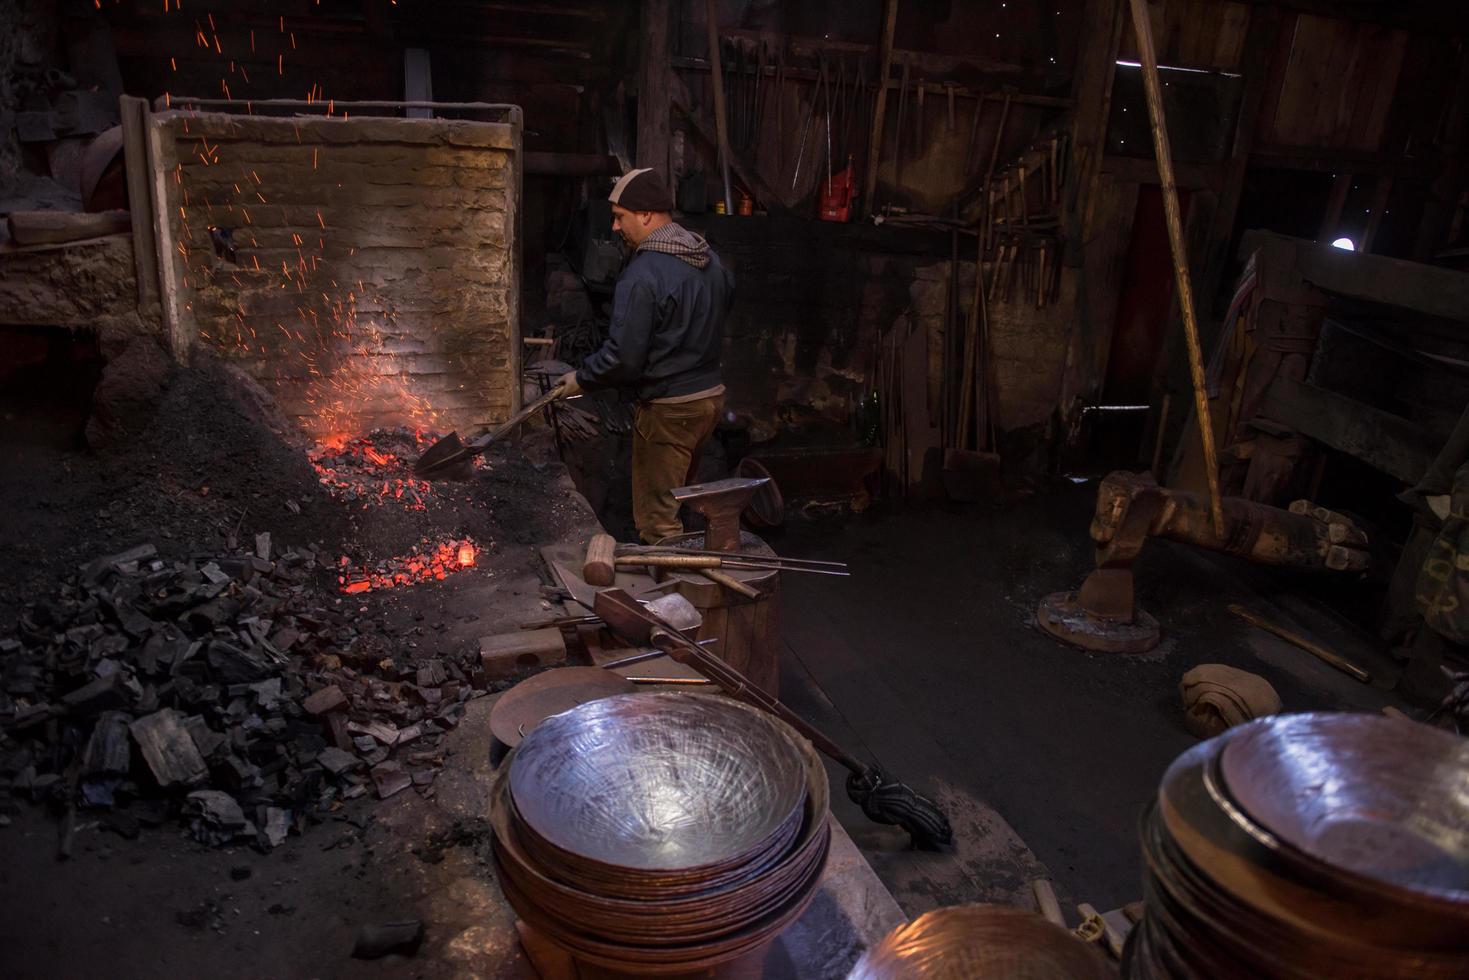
xmin=576 ymin=272 xmax=657 ymax=391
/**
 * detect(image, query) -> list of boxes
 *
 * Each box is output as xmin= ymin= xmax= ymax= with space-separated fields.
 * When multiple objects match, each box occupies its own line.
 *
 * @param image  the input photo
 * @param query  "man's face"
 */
xmin=611 ymin=205 xmax=653 ymax=248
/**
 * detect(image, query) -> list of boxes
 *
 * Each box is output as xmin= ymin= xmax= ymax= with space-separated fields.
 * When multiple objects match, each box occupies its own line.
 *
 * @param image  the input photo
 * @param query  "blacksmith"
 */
xmin=560 ymin=168 xmax=734 ymax=544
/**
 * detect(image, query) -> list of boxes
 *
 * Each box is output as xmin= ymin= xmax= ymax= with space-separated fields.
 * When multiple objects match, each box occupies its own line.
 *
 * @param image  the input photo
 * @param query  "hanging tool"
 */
xmin=750 ymin=40 xmax=766 ymax=152
xmin=594 ymin=587 xmax=954 ymax=850
xmin=892 ymin=56 xmax=910 ymax=192
xmin=944 ymin=82 xmax=956 ymax=133
xmin=775 ymin=41 xmax=786 ymax=173
xmin=705 ymin=0 xmax=734 ymax=216
xmin=914 ymin=79 xmax=925 ymax=155
xmin=823 ymin=54 xmax=835 ymax=194
xmin=982 ymin=91 xmax=1012 ymax=250
xmin=789 ymin=54 xmax=826 ymax=192
xmin=415 ymin=384 xmax=568 ymax=478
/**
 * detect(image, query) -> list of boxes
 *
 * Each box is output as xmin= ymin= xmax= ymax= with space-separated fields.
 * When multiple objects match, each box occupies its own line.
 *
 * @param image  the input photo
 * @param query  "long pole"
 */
xmin=705 ymin=0 xmax=734 ymax=215
xmin=1127 ymin=0 xmax=1225 ymax=539
xmin=861 ymin=0 xmax=899 ymax=217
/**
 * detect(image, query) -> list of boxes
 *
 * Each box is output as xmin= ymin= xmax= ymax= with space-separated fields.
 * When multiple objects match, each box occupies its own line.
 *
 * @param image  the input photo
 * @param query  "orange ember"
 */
xmin=338 ymin=538 xmax=480 ymax=594
xmin=309 ymin=431 xmax=441 ymax=511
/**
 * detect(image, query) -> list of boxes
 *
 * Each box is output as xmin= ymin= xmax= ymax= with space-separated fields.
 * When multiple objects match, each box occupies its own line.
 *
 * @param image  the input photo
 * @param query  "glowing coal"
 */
xmin=338 ymin=538 xmax=480 ymax=594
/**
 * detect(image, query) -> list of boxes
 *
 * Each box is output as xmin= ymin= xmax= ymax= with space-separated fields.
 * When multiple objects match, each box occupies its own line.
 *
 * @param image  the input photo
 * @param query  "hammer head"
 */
xmin=669 ymin=477 xmax=769 ymax=552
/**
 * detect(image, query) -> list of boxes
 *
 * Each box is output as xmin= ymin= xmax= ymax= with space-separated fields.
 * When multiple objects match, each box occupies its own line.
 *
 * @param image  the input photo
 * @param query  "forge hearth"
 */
xmin=149 ymin=106 xmax=524 ymax=439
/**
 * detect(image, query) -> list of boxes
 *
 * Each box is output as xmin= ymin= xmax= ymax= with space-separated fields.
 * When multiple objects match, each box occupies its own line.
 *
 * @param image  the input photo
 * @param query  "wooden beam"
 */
xmin=1259 ymin=377 xmax=1435 ymax=484
xmin=1413 ymin=48 xmax=1469 ymax=261
xmin=704 ymin=0 xmax=733 ymax=214
xmin=118 ymin=95 xmax=159 ymax=315
xmin=636 ymin=0 xmax=672 ymax=174
xmin=1063 ymin=0 xmax=1127 ymax=265
xmin=1251 ymin=143 xmax=1435 ymax=179
xmin=144 ymin=117 xmax=187 ymax=361
xmin=862 ymin=0 xmax=900 ymax=219
xmin=1241 ymin=230 xmax=1469 ymax=323
xmin=1099 ymin=154 xmax=1219 ymax=190
xmin=1129 ymin=0 xmax=1225 ymax=537
xmin=669 ymin=57 xmax=1073 ymax=108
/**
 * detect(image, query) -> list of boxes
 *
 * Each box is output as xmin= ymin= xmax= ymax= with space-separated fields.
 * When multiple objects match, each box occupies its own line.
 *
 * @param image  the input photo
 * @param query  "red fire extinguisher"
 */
xmin=819 ymin=155 xmax=856 ymax=223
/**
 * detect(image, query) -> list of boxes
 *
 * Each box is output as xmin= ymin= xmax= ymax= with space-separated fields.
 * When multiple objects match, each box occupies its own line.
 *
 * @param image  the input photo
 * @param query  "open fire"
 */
xmin=311 ymin=427 xmax=486 ymax=594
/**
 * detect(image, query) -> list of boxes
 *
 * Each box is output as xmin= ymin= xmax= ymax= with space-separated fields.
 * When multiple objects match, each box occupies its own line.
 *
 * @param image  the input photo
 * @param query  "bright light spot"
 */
xmin=1331 ymin=237 xmax=1356 ymax=251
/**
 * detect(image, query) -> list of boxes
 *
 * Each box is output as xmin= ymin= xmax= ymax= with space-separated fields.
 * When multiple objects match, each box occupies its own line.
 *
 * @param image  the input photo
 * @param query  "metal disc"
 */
xmin=1218 ymin=712 xmax=1469 ymax=903
xmin=490 ymin=667 xmax=636 ymax=748
xmin=1035 ymin=590 xmax=1160 ymax=653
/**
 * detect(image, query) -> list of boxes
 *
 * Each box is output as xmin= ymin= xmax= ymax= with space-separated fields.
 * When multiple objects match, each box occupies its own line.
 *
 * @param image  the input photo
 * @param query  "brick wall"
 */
xmin=150 ymin=110 xmax=521 ymax=439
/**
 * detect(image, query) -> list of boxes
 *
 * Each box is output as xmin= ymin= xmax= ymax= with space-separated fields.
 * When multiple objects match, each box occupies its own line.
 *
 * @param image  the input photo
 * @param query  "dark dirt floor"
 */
xmin=770 ymin=483 xmax=1407 ymax=914
xmin=0 ymin=351 xmax=1425 ymax=972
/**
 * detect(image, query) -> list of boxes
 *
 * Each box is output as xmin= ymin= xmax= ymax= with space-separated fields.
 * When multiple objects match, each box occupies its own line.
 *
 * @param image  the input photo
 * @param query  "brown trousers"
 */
xmin=632 ymin=395 xmax=724 ymax=544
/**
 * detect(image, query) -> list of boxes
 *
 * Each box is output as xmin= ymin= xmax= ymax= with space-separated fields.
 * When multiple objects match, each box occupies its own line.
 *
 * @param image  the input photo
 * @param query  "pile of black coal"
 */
xmin=0 ymin=536 xmax=485 ymax=851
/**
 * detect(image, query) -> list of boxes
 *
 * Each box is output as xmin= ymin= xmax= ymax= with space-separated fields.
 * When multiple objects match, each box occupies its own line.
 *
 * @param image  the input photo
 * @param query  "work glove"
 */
xmin=558 ymin=370 xmax=582 ymax=397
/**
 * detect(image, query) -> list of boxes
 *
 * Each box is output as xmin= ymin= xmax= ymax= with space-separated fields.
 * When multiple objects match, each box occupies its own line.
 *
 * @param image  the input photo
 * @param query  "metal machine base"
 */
xmin=1036 ymin=590 xmax=1161 ymax=654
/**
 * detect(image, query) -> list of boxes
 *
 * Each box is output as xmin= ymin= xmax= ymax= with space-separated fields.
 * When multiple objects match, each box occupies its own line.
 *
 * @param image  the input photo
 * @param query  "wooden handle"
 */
xmin=1032 ymin=880 xmax=1065 ymax=927
xmin=467 ymin=384 xmax=568 ymax=453
xmin=583 ymin=532 xmax=617 ymax=587
xmin=616 ymin=555 xmax=722 ymax=569
xmin=700 ymin=568 xmax=761 ymax=600
xmin=1228 ymin=604 xmax=1371 ymax=683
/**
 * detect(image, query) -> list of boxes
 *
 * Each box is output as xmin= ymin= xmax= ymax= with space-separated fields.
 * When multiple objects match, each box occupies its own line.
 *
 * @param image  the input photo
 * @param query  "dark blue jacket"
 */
xmin=575 ymin=248 xmax=733 ymax=401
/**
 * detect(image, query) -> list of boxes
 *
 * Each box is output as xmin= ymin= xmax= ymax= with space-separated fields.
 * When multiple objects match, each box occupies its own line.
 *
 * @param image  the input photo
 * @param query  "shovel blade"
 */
xmin=413 ymin=431 xmax=466 ymax=476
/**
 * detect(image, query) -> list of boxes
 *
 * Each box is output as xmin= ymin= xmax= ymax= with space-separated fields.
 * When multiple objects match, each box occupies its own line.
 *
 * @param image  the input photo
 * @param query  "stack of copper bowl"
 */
xmin=847 ymin=905 xmax=1114 ymax=979
xmin=1129 ymin=711 xmax=1469 ymax=978
xmin=490 ymin=692 xmax=832 ymax=975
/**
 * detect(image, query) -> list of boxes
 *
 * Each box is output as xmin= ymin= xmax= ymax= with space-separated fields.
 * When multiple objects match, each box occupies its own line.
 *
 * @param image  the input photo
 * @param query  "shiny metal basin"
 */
xmin=1219 ymin=711 xmax=1469 ymax=902
xmin=509 ymin=692 xmax=808 ymax=873
xmin=847 ymin=905 xmax=1113 ymax=980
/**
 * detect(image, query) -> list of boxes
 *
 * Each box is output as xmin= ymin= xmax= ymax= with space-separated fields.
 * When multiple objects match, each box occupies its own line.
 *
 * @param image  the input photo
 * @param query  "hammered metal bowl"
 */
xmin=489 ymin=699 xmax=832 ymax=969
xmin=509 ymin=692 xmax=809 ymax=875
xmin=1217 ymin=712 xmax=1469 ymax=903
xmin=847 ymin=905 xmax=1113 ymax=980
xmin=1127 ymin=719 xmax=1469 ymax=979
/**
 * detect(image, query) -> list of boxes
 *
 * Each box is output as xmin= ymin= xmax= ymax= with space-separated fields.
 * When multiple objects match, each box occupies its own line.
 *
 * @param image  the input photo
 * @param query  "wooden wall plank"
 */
xmin=1355 ymin=30 xmax=1408 ymax=151
xmin=1266 ymin=14 xmax=1408 ymax=152
xmin=1118 ymin=0 xmax=1249 ymax=71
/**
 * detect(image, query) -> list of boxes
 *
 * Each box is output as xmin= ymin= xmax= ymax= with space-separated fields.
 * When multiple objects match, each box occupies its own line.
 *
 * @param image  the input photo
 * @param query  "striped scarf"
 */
xmin=637 ymin=223 xmax=711 ymax=269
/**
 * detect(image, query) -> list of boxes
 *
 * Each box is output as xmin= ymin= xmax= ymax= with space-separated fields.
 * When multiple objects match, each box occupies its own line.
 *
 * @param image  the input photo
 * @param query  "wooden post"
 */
xmin=118 ymin=95 xmax=160 ymax=314
xmin=637 ymin=0 xmax=673 ymax=174
xmin=1128 ymin=0 xmax=1225 ymax=539
xmin=861 ymin=0 xmax=899 ymax=218
xmin=704 ymin=0 xmax=734 ymax=214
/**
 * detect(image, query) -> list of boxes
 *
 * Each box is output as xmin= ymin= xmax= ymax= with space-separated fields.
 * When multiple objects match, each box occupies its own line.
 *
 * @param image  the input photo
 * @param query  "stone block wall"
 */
xmin=150 ymin=111 xmax=521 ymax=439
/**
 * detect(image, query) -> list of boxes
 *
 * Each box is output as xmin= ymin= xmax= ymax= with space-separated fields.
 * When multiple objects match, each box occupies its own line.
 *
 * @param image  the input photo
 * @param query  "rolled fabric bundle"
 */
xmin=1179 ymin=663 xmax=1282 ymax=738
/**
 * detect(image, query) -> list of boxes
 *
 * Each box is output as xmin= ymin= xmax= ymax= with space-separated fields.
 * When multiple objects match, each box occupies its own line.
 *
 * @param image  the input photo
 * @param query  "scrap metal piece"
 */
xmin=489 ymin=666 xmax=635 ymax=748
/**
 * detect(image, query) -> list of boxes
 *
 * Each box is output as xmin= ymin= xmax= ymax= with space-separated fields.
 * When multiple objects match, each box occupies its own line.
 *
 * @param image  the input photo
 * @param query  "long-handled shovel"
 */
xmin=593 ymin=587 xmax=954 ymax=850
xmin=414 ymin=383 xmax=568 ymax=479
